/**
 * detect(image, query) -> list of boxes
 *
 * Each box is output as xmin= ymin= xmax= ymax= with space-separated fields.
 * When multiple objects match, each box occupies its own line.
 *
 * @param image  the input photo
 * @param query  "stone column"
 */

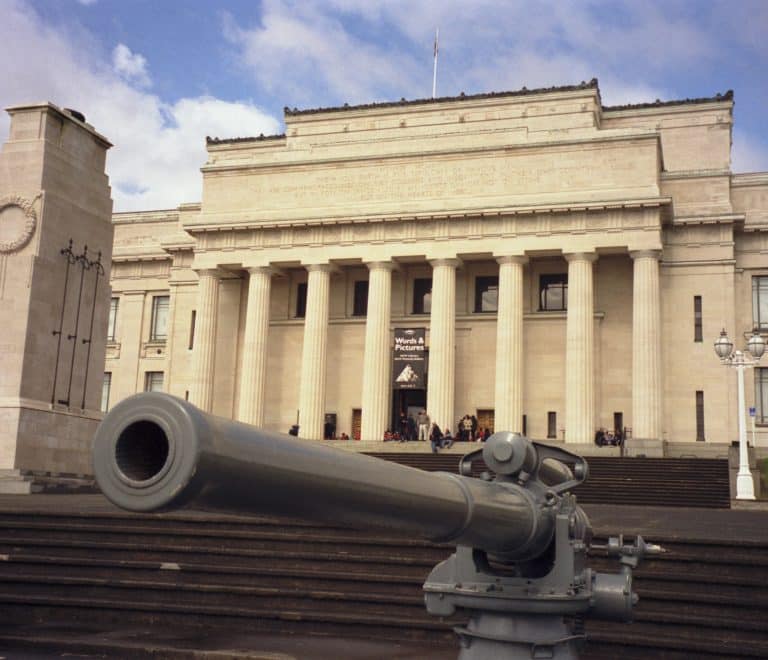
xmin=237 ymin=267 xmax=274 ymax=427
xmin=361 ymin=262 xmax=394 ymax=441
xmin=494 ymin=256 xmax=528 ymax=433
xmin=190 ymin=269 xmax=220 ymax=412
xmin=565 ymin=253 xmax=598 ymax=443
xmin=298 ymin=264 xmax=333 ymax=440
xmin=426 ymin=259 xmax=460 ymax=432
xmin=631 ymin=250 xmax=662 ymax=442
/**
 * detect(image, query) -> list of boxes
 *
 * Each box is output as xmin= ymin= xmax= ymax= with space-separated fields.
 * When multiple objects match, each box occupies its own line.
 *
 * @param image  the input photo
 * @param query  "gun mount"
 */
xmin=93 ymin=393 xmax=662 ymax=659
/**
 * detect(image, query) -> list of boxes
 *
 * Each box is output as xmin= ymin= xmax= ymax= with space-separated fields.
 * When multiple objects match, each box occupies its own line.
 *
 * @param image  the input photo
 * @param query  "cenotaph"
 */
xmin=0 ymin=103 xmax=113 ymax=492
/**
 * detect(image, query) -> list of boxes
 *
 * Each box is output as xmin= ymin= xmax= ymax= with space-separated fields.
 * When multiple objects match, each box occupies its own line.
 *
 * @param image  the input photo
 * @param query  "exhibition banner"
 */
xmin=392 ymin=328 xmax=426 ymax=389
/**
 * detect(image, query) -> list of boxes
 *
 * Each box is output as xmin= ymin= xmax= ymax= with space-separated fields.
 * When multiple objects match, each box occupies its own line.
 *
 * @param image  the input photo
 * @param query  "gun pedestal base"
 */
xmin=454 ymin=612 xmax=581 ymax=660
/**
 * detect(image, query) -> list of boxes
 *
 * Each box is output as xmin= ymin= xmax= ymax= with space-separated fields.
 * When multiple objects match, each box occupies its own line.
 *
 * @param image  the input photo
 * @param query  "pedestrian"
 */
xmin=430 ymin=424 xmax=443 ymax=453
xmin=417 ymin=410 xmax=431 ymax=441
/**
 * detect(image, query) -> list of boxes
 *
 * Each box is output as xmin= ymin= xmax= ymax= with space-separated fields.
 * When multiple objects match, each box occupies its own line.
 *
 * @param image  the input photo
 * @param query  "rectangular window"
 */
xmin=413 ymin=278 xmax=432 ymax=314
xmin=695 ymin=391 xmax=705 ymax=441
xmin=757 ymin=369 xmax=768 ymax=425
xmin=539 ymin=274 xmax=568 ymax=311
xmin=145 ymin=371 xmax=164 ymax=392
xmin=547 ymin=411 xmax=557 ymax=439
xmin=295 ymin=282 xmax=307 ymax=318
xmin=150 ymin=295 xmax=170 ymax=342
xmin=694 ymin=296 xmax=703 ymax=342
xmin=522 ymin=414 xmax=527 ymax=437
xmin=101 ymin=373 xmax=111 ymax=412
xmin=107 ymin=298 xmax=118 ymax=341
xmin=474 ymin=276 xmax=499 ymax=313
xmin=188 ymin=310 xmax=196 ymax=350
xmin=754 ymin=276 xmax=768 ymax=331
xmin=353 ymin=280 xmax=369 ymax=316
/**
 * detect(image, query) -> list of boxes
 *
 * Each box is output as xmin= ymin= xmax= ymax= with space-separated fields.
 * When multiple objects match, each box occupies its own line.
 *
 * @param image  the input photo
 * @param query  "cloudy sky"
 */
xmin=1 ymin=0 xmax=766 ymax=212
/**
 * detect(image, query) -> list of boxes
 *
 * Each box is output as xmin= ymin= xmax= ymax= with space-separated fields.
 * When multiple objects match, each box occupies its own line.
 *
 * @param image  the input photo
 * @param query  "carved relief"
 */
xmin=0 ymin=194 xmax=39 ymax=254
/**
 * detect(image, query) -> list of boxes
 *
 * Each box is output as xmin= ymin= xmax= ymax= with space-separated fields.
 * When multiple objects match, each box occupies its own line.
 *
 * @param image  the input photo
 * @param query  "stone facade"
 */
xmin=0 ymin=103 xmax=113 ymax=477
xmin=104 ymin=81 xmax=768 ymax=454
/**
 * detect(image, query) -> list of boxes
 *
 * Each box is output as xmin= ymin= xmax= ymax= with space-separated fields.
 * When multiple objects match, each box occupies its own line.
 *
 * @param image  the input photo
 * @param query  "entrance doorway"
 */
xmin=392 ymin=389 xmax=426 ymax=440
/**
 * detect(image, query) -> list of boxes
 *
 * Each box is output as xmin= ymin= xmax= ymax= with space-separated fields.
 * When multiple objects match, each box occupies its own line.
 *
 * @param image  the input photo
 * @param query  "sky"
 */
xmin=1 ymin=0 xmax=766 ymax=212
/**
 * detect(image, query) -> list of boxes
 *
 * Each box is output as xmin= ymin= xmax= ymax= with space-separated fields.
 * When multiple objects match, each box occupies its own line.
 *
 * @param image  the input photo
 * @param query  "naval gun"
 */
xmin=93 ymin=393 xmax=661 ymax=659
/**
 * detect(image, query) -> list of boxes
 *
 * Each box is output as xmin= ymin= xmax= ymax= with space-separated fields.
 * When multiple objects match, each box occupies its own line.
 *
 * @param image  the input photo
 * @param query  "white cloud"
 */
xmin=0 ymin=1 xmax=281 ymax=212
xmin=77 ymin=0 xmax=98 ymax=5
xmin=112 ymin=43 xmax=151 ymax=88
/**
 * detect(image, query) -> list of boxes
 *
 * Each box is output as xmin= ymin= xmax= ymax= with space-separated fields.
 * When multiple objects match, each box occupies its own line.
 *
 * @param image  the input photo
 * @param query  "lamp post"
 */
xmin=714 ymin=329 xmax=766 ymax=500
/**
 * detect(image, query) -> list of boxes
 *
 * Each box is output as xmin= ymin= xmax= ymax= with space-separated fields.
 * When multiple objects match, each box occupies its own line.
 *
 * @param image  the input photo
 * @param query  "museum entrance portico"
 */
xmin=181 ymin=233 xmax=663 ymax=451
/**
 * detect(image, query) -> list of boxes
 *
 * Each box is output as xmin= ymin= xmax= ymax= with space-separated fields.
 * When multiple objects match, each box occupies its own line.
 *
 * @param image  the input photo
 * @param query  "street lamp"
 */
xmin=714 ymin=328 xmax=766 ymax=500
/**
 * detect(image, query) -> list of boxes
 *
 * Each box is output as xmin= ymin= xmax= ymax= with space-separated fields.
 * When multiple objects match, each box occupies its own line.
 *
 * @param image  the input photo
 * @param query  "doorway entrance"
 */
xmin=392 ymin=389 xmax=426 ymax=439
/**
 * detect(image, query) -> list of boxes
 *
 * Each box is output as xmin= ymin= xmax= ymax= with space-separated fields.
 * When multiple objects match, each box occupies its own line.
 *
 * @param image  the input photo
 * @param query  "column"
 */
xmin=237 ymin=267 xmax=273 ymax=427
xmin=361 ymin=262 xmax=395 ymax=441
xmin=298 ymin=264 xmax=332 ymax=440
xmin=163 ymin=281 xmax=180 ymax=393
xmin=494 ymin=256 xmax=528 ymax=433
xmin=631 ymin=250 xmax=662 ymax=442
xmin=190 ymin=269 xmax=220 ymax=412
xmin=426 ymin=259 xmax=460 ymax=432
xmin=565 ymin=253 xmax=598 ymax=443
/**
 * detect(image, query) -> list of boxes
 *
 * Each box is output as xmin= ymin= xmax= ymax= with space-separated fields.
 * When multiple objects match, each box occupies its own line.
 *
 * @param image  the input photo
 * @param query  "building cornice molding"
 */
xmin=201 ymin=131 xmax=660 ymax=175
xmin=671 ymin=213 xmax=744 ymax=227
xmin=183 ymin=196 xmax=671 ymax=234
xmin=111 ymin=245 xmax=171 ymax=262
xmin=662 ymin=169 xmax=731 ymax=181
xmin=731 ymin=172 xmax=768 ymax=188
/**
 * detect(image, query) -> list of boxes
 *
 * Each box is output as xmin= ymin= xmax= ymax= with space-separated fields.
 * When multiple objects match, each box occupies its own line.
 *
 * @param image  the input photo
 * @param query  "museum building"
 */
xmin=103 ymin=79 xmax=768 ymax=453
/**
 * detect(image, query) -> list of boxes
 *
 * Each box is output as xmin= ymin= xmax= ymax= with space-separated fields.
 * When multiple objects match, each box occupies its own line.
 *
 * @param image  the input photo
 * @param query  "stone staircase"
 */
xmin=0 ymin=500 xmax=766 ymax=659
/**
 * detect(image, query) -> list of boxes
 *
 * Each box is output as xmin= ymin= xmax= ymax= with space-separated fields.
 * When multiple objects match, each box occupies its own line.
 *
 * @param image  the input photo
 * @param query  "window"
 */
xmin=145 ymin=371 xmax=164 ymax=392
xmin=757 ymin=369 xmax=768 ymax=425
xmin=188 ymin=310 xmax=196 ymax=350
xmin=547 ymin=411 xmax=557 ymax=439
xmin=695 ymin=391 xmax=705 ymax=441
xmin=107 ymin=298 xmax=118 ymax=342
xmin=694 ymin=296 xmax=703 ymax=342
xmin=474 ymin=276 xmax=499 ymax=313
xmin=540 ymin=274 xmax=568 ymax=311
xmin=522 ymin=414 xmax=527 ymax=437
xmin=150 ymin=295 xmax=170 ymax=341
xmin=413 ymin=278 xmax=432 ymax=314
xmin=101 ymin=373 xmax=111 ymax=412
xmin=353 ymin=280 xmax=369 ymax=316
xmin=754 ymin=276 xmax=768 ymax=330
xmin=295 ymin=282 xmax=307 ymax=318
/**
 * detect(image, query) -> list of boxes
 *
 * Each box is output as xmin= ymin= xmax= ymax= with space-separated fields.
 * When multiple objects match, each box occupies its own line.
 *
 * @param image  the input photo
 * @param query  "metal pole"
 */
xmin=80 ymin=251 xmax=104 ymax=409
xmin=51 ymin=239 xmax=76 ymax=405
xmin=735 ymin=357 xmax=755 ymax=500
xmin=63 ymin=246 xmax=90 ymax=407
xmin=432 ymin=28 xmax=439 ymax=99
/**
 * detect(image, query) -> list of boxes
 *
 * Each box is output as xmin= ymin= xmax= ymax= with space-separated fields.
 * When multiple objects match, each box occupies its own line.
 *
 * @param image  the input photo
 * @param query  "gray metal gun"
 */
xmin=93 ymin=393 xmax=661 ymax=659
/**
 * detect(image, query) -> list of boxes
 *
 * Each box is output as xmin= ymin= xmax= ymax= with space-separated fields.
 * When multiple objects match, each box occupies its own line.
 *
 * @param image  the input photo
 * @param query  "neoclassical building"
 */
xmin=104 ymin=80 xmax=768 ymax=454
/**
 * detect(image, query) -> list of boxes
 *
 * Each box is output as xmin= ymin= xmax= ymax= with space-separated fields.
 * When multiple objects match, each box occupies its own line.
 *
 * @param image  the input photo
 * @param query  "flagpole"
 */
xmin=432 ymin=28 xmax=439 ymax=99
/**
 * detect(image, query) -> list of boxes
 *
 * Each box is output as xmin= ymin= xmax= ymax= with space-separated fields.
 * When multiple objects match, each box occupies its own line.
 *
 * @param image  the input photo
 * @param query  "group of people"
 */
xmin=380 ymin=409 xmax=492 ymax=453
xmin=457 ymin=414 xmax=491 ymax=443
xmin=594 ymin=428 xmax=624 ymax=447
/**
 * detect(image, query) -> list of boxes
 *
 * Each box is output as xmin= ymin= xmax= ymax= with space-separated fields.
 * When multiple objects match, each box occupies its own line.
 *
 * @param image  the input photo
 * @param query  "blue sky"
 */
xmin=1 ymin=0 xmax=766 ymax=211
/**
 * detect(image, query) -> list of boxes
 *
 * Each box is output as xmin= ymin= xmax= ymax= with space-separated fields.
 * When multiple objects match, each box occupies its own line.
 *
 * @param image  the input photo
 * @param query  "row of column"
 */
xmin=189 ymin=251 xmax=662 ymax=444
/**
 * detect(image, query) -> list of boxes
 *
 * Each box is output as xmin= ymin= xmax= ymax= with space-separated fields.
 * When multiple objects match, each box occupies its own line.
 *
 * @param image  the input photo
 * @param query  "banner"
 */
xmin=392 ymin=328 xmax=426 ymax=389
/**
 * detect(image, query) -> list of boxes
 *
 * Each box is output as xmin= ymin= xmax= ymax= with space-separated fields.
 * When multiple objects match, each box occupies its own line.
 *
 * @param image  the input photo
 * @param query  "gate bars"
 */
xmin=51 ymin=239 xmax=106 ymax=409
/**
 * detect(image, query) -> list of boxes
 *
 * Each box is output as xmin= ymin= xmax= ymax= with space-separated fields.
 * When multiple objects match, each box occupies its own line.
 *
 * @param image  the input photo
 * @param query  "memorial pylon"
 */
xmin=0 ymin=103 xmax=113 ymax=491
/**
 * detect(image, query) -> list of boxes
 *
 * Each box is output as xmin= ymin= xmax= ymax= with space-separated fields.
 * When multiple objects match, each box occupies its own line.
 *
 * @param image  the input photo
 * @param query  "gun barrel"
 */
xmin=93 ymin=393 xmax=555 ymax=558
